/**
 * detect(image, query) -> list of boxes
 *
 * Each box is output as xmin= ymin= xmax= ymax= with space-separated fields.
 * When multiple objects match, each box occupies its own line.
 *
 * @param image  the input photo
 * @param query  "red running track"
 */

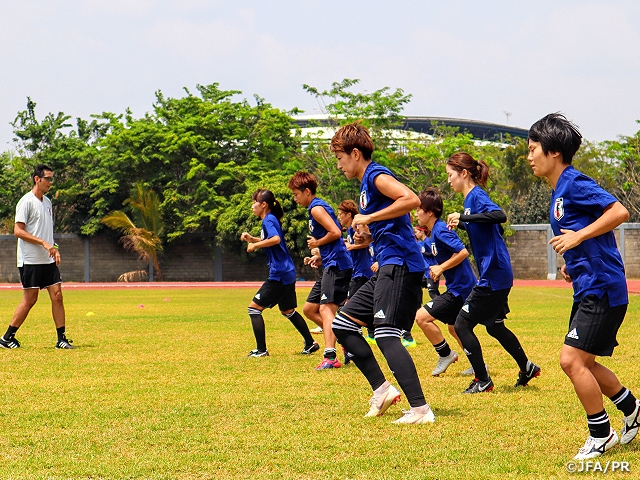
xmin=1 ymin=279 xmax=640 ymax=294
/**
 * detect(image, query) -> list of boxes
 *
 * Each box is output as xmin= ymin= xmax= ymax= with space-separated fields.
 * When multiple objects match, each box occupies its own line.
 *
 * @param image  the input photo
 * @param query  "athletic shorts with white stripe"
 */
xmin=338 ymin=264 xmax=423 ymax=330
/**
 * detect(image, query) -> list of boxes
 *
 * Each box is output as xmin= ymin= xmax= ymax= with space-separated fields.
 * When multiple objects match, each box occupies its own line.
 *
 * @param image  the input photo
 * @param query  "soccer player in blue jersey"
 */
xmin=446 ymin=152 xmax=540 ymax=394
xmin=338 ymin=200 xmax=374 ymax=300
xmin=288 ymin=172 xmax=353 ymax=370
xmin=528 ymin=113 xmax=639 ymax=460
xmin=241 ymin=189 xmax=318 ymax=358
xmin=414 ymin=188 xmax=476 ymax=376
xmin=414 ymin=226 xmax=440 ymax=301
xmin=330 ymin=122 xmax=434 ymax=424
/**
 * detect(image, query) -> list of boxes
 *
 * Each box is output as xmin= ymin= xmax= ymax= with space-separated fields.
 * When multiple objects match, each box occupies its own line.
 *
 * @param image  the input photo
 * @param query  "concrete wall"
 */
xmin=1 ymin=225 xmax=638 ymax=282
xmin=0 ymin=233 xmax=323 ymax=283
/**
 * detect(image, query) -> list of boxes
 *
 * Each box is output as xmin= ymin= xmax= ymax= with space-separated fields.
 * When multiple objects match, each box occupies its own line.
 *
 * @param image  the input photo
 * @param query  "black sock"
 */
xmin=284 ymin=311 xmax=314 ymax=346
xmin=56 ymin=326 xmax=66 ymax=341
xmin=3 ymin=326 xmax=18 ymax=340
xmin=610 ymin=387 xmax=638 ymax=417
xmin=248 ymin=309 xmax=267 ymax=352
xmin=587 ymin=410 xmax=611 ymax=439
xmin=485 ymin=320 xmax=529 ymax=371
xmin=434 ymin=339 xmax=451 ymax=358
xmin=376 ymin=331 xmax=426 ymax=408
xmin=454 ymin=319 xmax=489 ymax=381
xmin=334 ymin=321 xmax=386 ymax=390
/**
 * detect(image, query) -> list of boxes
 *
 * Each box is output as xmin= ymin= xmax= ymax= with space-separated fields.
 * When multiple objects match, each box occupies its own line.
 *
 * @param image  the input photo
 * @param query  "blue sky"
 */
xmin=1 ymin=0 xmax=639 ymax=150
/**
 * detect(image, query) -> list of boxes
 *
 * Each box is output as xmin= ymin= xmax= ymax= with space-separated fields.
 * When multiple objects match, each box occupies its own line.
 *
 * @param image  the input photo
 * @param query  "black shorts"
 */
xmin=565 ymin=294 xmax=627 ymax=357
xmin=423 ymin=291 xmax=464 ymax=325
xmin=306 ymin=266 xmax=351 ymax=306
xmin=348 ymin=276 xmax=370 ymax=299
xmin=252 ymin=279 xmax=297 ymax=311
xmin=19 ymin=263 xmax=62 ymax=290
xmin=340 ymin=264 xmax=423 ymax=330
xmin=456 ymin=286 xmax=510 ymax=326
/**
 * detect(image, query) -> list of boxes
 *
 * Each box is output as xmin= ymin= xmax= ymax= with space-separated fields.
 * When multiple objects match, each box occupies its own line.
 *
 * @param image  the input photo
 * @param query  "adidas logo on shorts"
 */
xmin=254 ymin=293 xmax=261 ymax=300
xmin=426 ymin=301 xmax=434 ymax=308
xmin=321 ymin=294 xmax=327 ymax=301
xmin=461 ymin=304 xmax=470 ymax=313
xmin=374 ymin=310 xmax=386 ymax=319
xmin=566 ymin=328 xmax=579 ymax=340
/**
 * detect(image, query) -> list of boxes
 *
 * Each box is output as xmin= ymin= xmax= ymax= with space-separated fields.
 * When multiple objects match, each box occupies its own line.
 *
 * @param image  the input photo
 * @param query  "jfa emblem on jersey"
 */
xmin=431 ymin=243 xmax=438 ymax=256
xmin=47 ymin=207 xmax=52 ymax=216
xmin=347 ymin=234 xmax=354 ymax=245
xmin=554 ymin=197 xmax=564 ymax=221
xmin=260 ymin=230 xmax=265 ymax=241
xmin=360 ymin=190 xmax=368 ymax=210
xmin=464 ymin=208 xmax=471 ymax=216
xmin=308 ymin=219 xmax=314 ymax=233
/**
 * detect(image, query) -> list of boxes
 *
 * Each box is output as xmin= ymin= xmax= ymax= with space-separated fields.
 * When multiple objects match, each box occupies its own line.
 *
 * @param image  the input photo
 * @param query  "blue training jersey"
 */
xmin=261 ymin=212 xmax=296 ymax=284
xmin=359 ymin=162 xmax=425 ymax=273
xmin=419 ymin=237 xmax=437 ymax=271
xmin=347 ymin=226 xmax=374 ymax=279
xmin=308 ymin=197 xmax=353 ymax=270
xmin=462 ymin=186 xmax=513 ymax=290
xmin=551 ymin=166 xmax=627 ymax=307
xmin=430 ymin=219 xmax=476 ymax=299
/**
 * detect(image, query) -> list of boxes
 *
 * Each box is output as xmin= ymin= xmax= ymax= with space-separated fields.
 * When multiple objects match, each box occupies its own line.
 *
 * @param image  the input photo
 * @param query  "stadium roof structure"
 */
xmin=292 ymin=114 xmax=529 ymax=143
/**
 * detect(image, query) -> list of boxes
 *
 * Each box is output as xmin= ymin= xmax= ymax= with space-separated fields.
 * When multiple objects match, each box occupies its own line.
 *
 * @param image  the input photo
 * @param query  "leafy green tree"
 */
xmin=606 ymin=126 xmax=640 ymax=221
xmin=86 ymin=84 xmax=301 ymax=239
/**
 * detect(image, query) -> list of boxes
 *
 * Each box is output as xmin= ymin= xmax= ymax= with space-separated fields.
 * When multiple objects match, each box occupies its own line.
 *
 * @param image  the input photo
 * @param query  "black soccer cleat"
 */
xmin=462 ymin=377 xmax=494 ymax=394
xmin=0 ymin=335 xmax=21 ymax=349
xmin=301 ymin=342 xmax=320 ymax=355
xmin=56 ymin=336 xmax=75 ymax=349
xmin=247 ymin=349 xmax=269 ymax=357
xmin=514 ymin=362 xmax=541 ymax=387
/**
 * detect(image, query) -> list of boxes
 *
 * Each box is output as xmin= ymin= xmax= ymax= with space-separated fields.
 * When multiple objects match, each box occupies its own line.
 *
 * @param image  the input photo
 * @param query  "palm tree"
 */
xmin=101 ymin=184 xmax=164 ymax=280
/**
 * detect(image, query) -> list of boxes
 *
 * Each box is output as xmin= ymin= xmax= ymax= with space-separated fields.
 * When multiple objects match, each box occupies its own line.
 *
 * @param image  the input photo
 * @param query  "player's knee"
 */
xmin=303 ymin=302 xmax=316 ymax=318
xmin=485 ymin=320 xmax=505 ymax=338
xmin=332 ymin=313 xmax=360 ymax=342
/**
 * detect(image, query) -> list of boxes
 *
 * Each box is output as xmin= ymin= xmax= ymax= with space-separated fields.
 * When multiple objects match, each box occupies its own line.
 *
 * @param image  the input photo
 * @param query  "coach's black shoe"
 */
xmin=514 ymin=361 xmax=541 ymax=387
xmin=462 ymin=377 xmax=494 ymax=394
xmin=301 ymin=342 xmax=320 ymax=355
xmin=56 ymin=336 xmax=75 ymax=349
xmin=0 ymin=335 xmax=21 ymax=349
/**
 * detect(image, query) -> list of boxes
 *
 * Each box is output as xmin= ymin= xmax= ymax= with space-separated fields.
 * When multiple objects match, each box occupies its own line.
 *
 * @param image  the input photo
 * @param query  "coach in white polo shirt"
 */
xmin=0 ymin=164 xmax=74 ymax=349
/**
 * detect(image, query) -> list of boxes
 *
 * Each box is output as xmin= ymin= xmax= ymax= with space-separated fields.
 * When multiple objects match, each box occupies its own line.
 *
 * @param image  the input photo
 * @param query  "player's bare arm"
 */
xmin=247 ymin=235 xmax=280 ymax=253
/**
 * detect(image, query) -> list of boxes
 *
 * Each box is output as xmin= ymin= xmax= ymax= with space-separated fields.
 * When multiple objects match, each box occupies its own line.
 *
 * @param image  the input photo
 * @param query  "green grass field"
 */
xmin=0 ymin=286 xmax=639 ymax=479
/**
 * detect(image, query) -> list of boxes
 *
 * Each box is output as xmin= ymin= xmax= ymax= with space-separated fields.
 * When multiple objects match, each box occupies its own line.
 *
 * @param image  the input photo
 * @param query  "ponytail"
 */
xmin=252 ymin=189 xmax=284 ymax=223
xmin=447 ymin=152 xmax=490 ymax=188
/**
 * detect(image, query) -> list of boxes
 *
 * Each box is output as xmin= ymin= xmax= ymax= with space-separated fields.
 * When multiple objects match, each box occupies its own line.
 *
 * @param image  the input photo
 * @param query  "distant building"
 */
xmin=292 ymin=114 xmax=528 ymax=143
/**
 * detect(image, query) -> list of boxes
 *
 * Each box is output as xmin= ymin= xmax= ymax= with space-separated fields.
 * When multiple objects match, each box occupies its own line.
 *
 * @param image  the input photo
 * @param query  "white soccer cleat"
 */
xmin=620 ymin=399 xmax=640 ymax=445
xmin=365 ymin=385 xmax=401 ymax=417
xmin=431 ymin=351 xmax=458 ymax=376
xmin=574 ymin=428 xmax=618 ymax=460
xmin=392 ymin=407 xmax=436 ymax=424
